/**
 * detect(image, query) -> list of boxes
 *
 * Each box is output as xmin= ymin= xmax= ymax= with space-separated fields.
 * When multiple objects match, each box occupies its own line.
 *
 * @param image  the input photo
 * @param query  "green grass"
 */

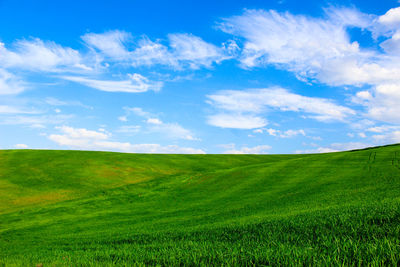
xmin=1 ymin=145 xmax=400 ymax=266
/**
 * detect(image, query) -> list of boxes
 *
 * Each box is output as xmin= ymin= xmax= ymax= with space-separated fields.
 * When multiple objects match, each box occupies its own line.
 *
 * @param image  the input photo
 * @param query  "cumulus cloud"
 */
xmin=378 ymin=7 xmax=400 ymax=28
xmin=48 ymin=125 xmax=205 ymax=153
xmin=62 ymin=73 xmax=162 ymax=93
xmin=352 ymin=84 xmax=400 ymax=124
xmin=206 ymin=88 xmax=355 ymax=129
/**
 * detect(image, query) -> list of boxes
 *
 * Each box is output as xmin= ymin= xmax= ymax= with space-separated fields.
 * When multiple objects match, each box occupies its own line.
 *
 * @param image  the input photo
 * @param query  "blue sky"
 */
xmin=1 ymin=0 xmax=400 ymax=154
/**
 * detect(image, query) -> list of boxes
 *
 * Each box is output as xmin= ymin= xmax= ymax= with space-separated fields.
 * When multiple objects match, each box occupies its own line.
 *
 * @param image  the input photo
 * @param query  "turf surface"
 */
xmin=1 ymin=145 xmax=400 ymax=265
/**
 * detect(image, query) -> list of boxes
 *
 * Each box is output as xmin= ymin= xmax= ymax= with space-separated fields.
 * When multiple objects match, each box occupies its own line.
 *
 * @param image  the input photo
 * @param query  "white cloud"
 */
xmin=130 ymin=33 xmax=228 ymax=69
xmin=45 ymin=97 xmax=92 ymax=109
xmin=218 ymin=7 xmax=397 ymax=88
xmin=14 ymin=144 xmax=28 ymax=149
xmin=253 ymin=128 xmax=306 ymax=138
xmin=49 ymin=125 xmax=205 ymax=154
xmin=118 ymin=116 xmax=128 ymax=122
xmin=223 ymin=144 xmax=271 ymax=154
xmin=62 ymin=73 xmax=162 ymax=93
xmin=366 ymin=125 xmax=400 ymax=133
xmin=128 ymin=107 xmax=151 ymax=118
xmin=207 ymin=113 xmax=267 ymax=129
xmin=282 ymin=129 xmax=306 ymax=138
xmin=295 ymin=147 xmax=338 ymax=154
xmin=372 ymin=131 xmax=400 ymax=144
xmin=207 ymin=88 xmax=355 ymax=129
xmin=0 ymin=114 xmax=73 ymax=128
xmin=378 ymin=7 xmax=400 ymax=27
xmin=148 ymin=122 xmax=199 ymax=141
xmin=219 ymin=8 xmax=365 ymax=74
xmin=0 ymin=105 xmax=37 ymax=114
xmin=0 ymin=39 xmax=86 ymax=72
xmin=53 ymin=125 xmax=109 ymax=140
xmin=0 ymin=69 xmax=25 ymax=94
xmin=82 ymin=31 xmax=228 ymax=70
xmin=219 ymin=7 xmax=400 ymax=125
xmin=116 ymin=125 xmax=141 ymax=133
xmin=129 ymin=38 xmax=174 ymax=67
xmin=265 ymin=128 xmax=279 ymax=136
xmin=168 ymin=33 xmax=227 ymax=69
xmin=331 ymin=142 xmax=371 ymax=151
xmin=146 ymin=118 xmax=163 ymax=125
xmin=118 ymin=107 xmax=152 ymax=122
xmin=0 ymin=30 xmax=226 ymax=98
xmin=277 ymin=129 xmax=306 ymax=138
xmin=295 ymin=142 xmax=371 ymax=154
xmin=82 ymin=30 xmax=131 ymax=59
xmin=353 ymin=84 xmax=400 ymax=124
xmin=119 ymin=107 xmax=198 ymax=140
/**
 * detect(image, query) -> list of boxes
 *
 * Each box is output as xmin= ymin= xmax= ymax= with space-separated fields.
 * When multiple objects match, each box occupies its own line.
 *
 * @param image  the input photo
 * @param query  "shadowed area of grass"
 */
xmin=1 ymin=145 xmax=400 ymax=265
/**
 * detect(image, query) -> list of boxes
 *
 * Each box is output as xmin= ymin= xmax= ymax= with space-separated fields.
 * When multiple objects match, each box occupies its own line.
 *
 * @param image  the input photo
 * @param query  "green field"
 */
xmin=1 ymin=145 xmax=400 ymax=266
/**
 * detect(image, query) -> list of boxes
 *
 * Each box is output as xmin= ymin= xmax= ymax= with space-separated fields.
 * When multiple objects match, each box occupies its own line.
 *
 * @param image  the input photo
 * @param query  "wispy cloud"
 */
xmin=81 ymin=30 xmax=230 ymax=70
xmin=219 ymin=7 xmax=400 ymax=125
xmin=61 ymin=73 xmax=163 ymax=93
xmin=81 ymin=30 xmax=131 ymax=60
xmin=0 ymin=38 xmax=88 ymax=73
xmin=45 ymin=97 xmax=92 ymax=109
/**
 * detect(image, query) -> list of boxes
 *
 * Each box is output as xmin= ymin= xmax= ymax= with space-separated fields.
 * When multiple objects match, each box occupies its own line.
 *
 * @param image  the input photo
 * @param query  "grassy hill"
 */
xmin=1 ymin=145 xmax=400 ymax=266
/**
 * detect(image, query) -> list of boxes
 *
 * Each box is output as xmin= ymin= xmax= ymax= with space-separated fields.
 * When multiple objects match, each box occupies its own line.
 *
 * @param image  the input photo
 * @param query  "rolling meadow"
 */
xmin=1 ymin=145 xmax=400 ymax=265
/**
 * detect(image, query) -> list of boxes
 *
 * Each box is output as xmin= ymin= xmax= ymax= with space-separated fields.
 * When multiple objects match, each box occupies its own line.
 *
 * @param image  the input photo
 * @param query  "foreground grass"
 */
xmin=1 ymin=145 xmax=400 ymax=265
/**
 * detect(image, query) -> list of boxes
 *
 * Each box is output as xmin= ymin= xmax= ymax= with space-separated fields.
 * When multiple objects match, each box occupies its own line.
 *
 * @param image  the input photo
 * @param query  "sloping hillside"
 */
xmin=1 ymin=145 xmax=400 ymax=265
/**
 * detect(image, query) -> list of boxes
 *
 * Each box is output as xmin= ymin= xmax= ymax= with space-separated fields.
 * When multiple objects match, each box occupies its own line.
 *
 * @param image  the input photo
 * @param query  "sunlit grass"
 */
xmin=1 ymin=145 xmax=400 ymax=265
